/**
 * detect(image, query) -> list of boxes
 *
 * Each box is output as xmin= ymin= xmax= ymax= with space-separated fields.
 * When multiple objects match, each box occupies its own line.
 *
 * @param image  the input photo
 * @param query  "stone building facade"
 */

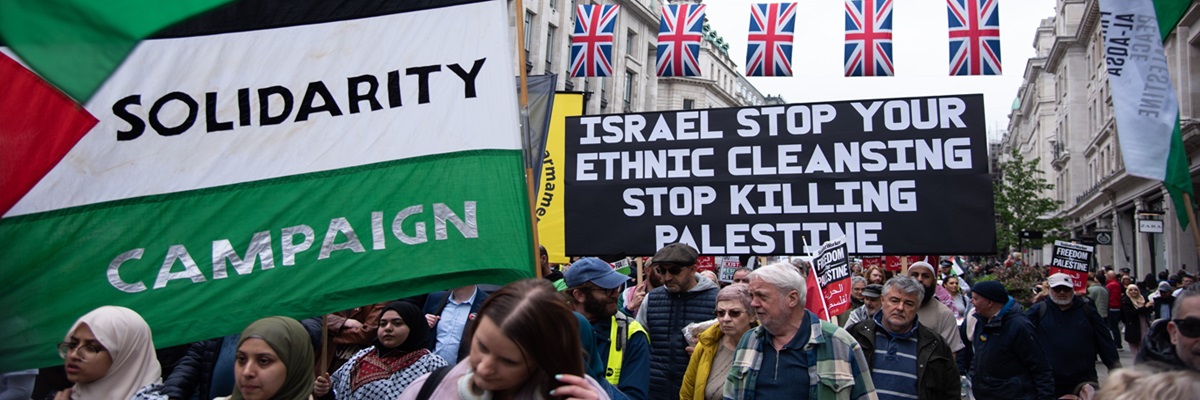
xmin=1003 ymin=0 xmax=1200 ymax=276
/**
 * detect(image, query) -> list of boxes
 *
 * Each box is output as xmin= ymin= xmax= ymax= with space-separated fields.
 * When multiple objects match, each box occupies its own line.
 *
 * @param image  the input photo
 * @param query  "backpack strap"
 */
xmin=415 ymin=365 xmax=453 ymax=400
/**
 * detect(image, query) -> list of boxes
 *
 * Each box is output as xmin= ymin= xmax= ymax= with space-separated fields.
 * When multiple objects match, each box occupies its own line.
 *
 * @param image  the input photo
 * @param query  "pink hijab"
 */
xmin=66 ymin=306 xmax=161 ymax=400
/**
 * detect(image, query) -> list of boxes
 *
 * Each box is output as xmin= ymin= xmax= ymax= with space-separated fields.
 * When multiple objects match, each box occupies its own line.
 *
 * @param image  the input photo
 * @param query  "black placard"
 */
xmin=563 ymin=94 xmax=996 ymax=255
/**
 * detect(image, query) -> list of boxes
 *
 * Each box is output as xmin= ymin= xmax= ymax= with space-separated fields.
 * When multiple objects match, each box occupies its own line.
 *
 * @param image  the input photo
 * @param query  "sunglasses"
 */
xmin=1051 ymin=286 xmax=1074 ymax=293
xmin=654 ymin=265 xmax=686 ymax=275
xmin=715 ymin=309 xmax=745 ymax=318
xmin=1173 ymin=318 xmax=1200 ymax=338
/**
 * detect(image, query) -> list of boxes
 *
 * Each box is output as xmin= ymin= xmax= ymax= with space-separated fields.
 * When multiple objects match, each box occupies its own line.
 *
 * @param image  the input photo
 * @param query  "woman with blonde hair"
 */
xmin=680 ymin=284 xmax=756 ymax=400
xmin=55 ymin=306 xmax=165 ymax=400
xmin=1120 ymin=284 xmax=1155 ymax=358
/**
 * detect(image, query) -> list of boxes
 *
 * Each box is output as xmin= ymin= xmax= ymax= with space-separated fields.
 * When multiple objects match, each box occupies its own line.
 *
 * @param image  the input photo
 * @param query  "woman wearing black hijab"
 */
xmin=322 ymin=302 xmax=448 ymax=399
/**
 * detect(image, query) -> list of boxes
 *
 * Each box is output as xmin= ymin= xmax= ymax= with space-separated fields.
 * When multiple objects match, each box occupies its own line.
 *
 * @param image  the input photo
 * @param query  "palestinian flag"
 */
xmin=1098 ymin=0 xmax=1194 ymax=228
xmin=0 ymin=0 xmax=533 ymax=372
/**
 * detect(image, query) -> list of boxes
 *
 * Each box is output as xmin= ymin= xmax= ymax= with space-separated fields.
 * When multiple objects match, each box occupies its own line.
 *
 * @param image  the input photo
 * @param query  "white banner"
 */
xmin=10 ymin=1 xmax=519 ymax=216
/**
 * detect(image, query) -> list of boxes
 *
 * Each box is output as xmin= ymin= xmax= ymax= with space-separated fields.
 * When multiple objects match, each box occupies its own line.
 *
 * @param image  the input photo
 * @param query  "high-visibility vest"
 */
xmin=605 ymin=312 xmax=647 ymax=385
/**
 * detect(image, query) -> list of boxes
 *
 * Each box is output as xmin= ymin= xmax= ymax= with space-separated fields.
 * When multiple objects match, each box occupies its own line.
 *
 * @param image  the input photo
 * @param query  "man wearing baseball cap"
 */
xmin=962 ymin=281 xmax=1055 ymax=400
xmin=1027 ymin=273 xmax=1121 ymax=397
xmin=634 ymin=243 xmax=718 ymax=399
xmin=565 ymin=258 xmax=649 ymax=400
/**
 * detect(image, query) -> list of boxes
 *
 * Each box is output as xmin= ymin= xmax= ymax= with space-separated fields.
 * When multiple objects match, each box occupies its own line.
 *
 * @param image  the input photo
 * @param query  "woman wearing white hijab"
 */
xmin=55 ymin=306 xmax=166 ymax=400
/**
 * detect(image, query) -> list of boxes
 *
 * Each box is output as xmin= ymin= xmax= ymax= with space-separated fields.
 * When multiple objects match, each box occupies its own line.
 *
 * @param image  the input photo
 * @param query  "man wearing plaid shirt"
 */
xmin=724 ymin=263 xmax=877 ymax=400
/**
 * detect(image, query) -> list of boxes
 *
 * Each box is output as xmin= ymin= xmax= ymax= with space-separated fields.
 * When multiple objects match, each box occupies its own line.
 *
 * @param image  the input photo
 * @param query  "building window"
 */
xmin=600 ymin=78 xmax=608 ymax=108
xmin=549 ymin=0 xmax=557 ymax=11
xmin=525 ymin=11 xmax=535 ymax=71
xmin=627 ymin=30 xmax=637 ymax=54
xmin=683 ymin=99 xmax=695 ymax=110
xmin=624 ymin=71 xmax=635 ymax=111
xmin=546 ymin=25 xmax=556 ymax=74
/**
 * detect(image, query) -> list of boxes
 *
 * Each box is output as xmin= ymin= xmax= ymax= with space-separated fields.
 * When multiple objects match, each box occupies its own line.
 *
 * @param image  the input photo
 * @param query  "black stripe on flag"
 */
xmin=152 ymin=0 xmax=492 ymax=38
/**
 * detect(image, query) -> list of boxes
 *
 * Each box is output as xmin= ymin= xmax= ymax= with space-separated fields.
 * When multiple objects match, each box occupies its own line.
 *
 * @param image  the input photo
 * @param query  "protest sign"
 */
xmin=815 ymin=238 xmax=852 ymax=316
xmin=1051 ymin=240 xmax=1093 ymax=292
xmin=562 ymin=95 xmax=995 ymax=256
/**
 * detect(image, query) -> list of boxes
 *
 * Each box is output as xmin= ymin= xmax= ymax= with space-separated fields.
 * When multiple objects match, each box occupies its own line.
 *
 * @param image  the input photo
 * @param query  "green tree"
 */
xmin=993 ymin=150 xmax=1068 ymax=254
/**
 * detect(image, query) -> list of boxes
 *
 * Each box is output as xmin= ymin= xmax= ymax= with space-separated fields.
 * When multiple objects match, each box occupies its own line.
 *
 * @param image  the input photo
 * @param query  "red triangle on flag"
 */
xmin=0 ymin=53 xmax=97 ymax=216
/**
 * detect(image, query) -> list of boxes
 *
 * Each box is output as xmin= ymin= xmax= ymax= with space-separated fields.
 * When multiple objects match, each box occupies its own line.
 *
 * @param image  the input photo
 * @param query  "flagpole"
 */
xmin=1184 ymin=193 xmax=1200 ymax=260
xmin=514 ymin=0 xmax=542 ymax=279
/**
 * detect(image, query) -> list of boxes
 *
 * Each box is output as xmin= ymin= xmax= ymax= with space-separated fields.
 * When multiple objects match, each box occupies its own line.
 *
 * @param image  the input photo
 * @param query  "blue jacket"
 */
xmin=422 ymin=287 xmax=488 ymax=363
xmin=1026 ymin=297 xmax=1120 ymax=396
xmin=965 ymin=298 xmax=1055 ymax=400
xmin=639 ymin=278 xmax=719 ymax=399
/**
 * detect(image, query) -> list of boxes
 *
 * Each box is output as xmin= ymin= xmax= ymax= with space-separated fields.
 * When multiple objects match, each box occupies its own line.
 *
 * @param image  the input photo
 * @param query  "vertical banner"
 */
xmin=536 ymin=92 xmax=584 ymax=264
xmin=1050 ymin=240 xmax=1093 ymax=293
xmin=1098 ymin=0 xmax=1192 ymax=228
xmin=814 ymin=238 xmax=852 ymax=316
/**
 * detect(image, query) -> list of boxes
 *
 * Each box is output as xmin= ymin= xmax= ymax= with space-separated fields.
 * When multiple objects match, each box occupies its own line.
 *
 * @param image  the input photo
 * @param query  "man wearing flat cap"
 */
xmin=842 ymin=283 xmax=884 ymax=328
xmin=962 ymin=281 xmax=1055 ymax=400
xmin=565 ymin=258 xmax=650 ymax=400
xmin=635 ymin=243 xmax=719 ymax=399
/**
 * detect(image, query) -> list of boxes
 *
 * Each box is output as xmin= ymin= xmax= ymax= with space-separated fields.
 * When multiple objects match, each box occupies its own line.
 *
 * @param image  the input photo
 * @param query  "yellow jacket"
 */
xmin=680 ymin=322 xmax=724 ymax=400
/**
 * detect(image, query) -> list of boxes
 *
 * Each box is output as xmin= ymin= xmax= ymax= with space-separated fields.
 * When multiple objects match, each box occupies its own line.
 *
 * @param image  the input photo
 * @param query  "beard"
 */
xmin=1050 ymin=294 xmax=1074 ymax=306
xmin=583 ymin=294 xmax=615 ymax=318
xmin=923 ymin=283 xmax=937 ymax=306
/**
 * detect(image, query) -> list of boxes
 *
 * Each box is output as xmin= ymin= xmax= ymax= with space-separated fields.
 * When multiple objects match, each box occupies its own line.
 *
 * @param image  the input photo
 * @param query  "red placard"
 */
xmin=694 ymin=256 xmax=716 ymax=272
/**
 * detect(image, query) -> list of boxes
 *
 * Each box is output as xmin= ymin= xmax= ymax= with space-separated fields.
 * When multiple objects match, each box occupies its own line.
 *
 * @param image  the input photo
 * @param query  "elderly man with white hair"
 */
xmin=723 ymin=263 xmax=876 ymax=400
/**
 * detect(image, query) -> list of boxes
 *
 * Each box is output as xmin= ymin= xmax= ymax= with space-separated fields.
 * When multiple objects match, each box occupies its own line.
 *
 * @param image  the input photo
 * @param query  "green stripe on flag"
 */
xmin=0 ymin=0 xmax=233 ymax=102
xmin=0 ymin=149 xmax=533 ymax=371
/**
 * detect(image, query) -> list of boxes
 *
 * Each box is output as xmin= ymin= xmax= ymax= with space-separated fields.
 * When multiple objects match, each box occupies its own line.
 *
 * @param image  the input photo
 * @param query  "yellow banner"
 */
xmin=537 ymin=92 xmax=582 ymax=264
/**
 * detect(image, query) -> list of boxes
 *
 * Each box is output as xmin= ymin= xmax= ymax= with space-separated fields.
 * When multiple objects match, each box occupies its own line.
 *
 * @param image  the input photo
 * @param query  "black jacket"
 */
xmin=1135 ymin=318 xmax=1195 ymax=371
xmin=1026 ymin=297 xmax=1120 ymax=396
xmin=963 ymin=298 xmax=1055 ymax=400
xmin=848 ymin=317 xmax=960 ymax=400
xmin=1120 ymin=295 xmax=1154 ymax=344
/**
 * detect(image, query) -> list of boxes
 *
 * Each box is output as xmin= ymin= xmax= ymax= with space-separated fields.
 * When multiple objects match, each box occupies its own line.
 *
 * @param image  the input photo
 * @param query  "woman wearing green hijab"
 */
xmin=215 ymin=316 xmax=315 ymax=400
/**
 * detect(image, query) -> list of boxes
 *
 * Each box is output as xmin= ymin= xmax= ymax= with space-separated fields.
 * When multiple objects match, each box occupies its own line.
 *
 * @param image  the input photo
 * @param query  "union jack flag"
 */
xmin=844 ymin=0 xmax=894 ymax=77
xmin=570 ymin=4 xmax=619 ymax=77
xmin=947 ymin=0 xmax=1001 ymax=75
xmin=656 ymin=4 xmax=705 ymax=77
xmin=746 ymin=3 xmax=797 ymax=77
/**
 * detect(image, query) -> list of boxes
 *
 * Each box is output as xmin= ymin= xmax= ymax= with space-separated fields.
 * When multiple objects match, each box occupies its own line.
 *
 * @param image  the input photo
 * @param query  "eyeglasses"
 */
xmin=714 ymin=309 xmax=745 ymax=318
xmin=58 ymin=341 xmax=107 ymax=360
xmin=1051 ymin=286 xmax=1074 ymax=293
xmin=1173 ymin=318 xmax=1200 ymax=338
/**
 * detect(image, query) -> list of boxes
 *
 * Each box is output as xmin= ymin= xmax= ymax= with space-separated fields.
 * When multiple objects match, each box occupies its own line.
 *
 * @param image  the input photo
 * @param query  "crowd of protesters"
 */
xmin=18 ymin=244 xmax=1200 ymax=400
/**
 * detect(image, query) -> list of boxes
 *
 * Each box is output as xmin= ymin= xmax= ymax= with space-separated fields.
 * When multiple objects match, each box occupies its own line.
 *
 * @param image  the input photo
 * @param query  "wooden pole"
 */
xmin=318 ymin=315 xmax=329 ymax=374
xmin=514 ymin=0 xmax=542 ymax=279
xmin=1185 ymin=193 xmax=1200 ymax=260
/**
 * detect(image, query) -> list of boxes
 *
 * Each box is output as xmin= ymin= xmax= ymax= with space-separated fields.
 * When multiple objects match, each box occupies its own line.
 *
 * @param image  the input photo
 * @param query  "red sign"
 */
xmin=695 ymin=256 xmax=715 ymax=272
